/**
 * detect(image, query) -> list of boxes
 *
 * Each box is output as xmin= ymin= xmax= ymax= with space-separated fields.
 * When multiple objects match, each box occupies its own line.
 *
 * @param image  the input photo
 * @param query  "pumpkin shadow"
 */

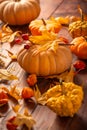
xmin=50 ymin=114 xmax=87 ymax=130
xmin=0 ymin=103 xmax=9 ymax=115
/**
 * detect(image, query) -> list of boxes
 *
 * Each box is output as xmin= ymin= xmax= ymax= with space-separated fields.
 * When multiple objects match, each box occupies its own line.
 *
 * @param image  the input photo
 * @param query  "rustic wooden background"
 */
xmin=0 ymin=0 xmax=87 ymax=130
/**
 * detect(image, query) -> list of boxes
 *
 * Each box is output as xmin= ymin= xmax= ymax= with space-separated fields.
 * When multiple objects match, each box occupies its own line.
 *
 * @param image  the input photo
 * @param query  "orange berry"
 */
xmin=22 ymin=87 xmax=34 ymax=99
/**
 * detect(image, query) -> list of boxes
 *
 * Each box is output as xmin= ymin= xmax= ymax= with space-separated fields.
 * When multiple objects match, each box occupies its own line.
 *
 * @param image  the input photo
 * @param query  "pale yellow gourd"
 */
xmin=0 ymin=0 xmax=40 ymax=25
xmin=17 ymin=41 xmax=72 ymax=76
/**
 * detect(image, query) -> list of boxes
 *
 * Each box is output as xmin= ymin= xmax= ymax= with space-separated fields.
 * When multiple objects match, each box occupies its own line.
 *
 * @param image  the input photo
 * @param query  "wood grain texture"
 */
xmin=0 ymin=0 xmax=87 ymax=130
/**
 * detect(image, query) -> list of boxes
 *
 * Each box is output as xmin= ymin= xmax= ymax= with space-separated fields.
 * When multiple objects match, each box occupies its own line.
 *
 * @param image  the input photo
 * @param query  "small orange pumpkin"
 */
xmin=70 ymin=36 xmax=87 ymax=59
xmin=29 ymin=18 xmax=62 ymax=35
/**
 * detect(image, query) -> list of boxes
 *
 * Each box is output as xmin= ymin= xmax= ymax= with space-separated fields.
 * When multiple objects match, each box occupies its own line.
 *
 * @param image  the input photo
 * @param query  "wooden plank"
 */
xmin=38 ymin=0 xmax=63 ymax=19
xmin=0 ymin=0 xmax=87 ymax=130
xmin=53 ymin=0 xmax=87 ymax=17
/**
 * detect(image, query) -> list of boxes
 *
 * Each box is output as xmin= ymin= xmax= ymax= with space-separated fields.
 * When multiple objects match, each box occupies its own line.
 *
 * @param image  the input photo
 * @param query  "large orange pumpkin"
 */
xmin=0 ymin=0 xmax=40 ymax=25
xmin=17 ymin=41 xmax=72 ymax=76
xmin=70 ymin=36 xmax=87 ymax=59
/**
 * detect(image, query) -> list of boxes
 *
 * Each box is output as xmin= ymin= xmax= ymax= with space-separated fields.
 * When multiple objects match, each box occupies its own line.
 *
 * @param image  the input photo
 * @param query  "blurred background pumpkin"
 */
xmin=0 ymin=0 xmax=41 ymax=25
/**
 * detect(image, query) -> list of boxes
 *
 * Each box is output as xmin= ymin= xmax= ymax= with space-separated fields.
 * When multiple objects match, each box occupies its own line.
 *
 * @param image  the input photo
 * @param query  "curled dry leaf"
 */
xmin=45 ymin=66 xmax=75 ymax=83
xmin=6 ymin=49 xmax=17 ymax=61
xmin=0 ymin=24 xmax=21 ymax=44
xmin=13 ymin=111 xmax=36 ymax=129
xmin=12 ymin=104 xmax=21 ymax=113
xmin=6 ymin=108 xmax=36 ymax=130
xmin=34 ymin=85 xmax=41 ymax=102
xmin=0 ymin=69 xmax=18 ymax=81
xmin=2 ymin=85 xmax=21 ymax=101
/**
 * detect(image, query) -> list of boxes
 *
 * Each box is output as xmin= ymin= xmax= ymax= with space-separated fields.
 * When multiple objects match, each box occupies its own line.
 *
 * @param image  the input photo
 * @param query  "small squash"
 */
xmin=69 ymin=7 xmax=87 ymax=38
xmin=37 ymin=82 xmax=84 ymax=117
xmin=0 ymin=0 xmax=40 ymax=25
xmin=29 ymin=18 xmax=62 ymax=35
xmin=70 ymin=36 xmax=87 ymax=59
xmin=17 ymin=32 xmax=72 ymax=76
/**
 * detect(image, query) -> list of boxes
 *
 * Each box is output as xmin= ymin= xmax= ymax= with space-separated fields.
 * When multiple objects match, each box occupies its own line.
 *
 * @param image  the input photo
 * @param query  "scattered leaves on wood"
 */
xmin=0 ymin=69 xmax=18 ymax=81
xmin=0 ymin=24 xmax=21 ymax=46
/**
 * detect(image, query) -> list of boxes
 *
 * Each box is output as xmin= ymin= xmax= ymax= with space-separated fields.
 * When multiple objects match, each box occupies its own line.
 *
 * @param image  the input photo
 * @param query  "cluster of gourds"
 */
xmin=69 ymin=7 xmax=87 ymax=59
xmin=0 ymin=1 xmax=85 ymax=118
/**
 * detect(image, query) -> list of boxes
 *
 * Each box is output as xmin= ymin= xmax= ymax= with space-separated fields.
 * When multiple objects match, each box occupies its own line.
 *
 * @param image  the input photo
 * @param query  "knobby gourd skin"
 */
xmin=69 ymin=21 xmax=87 ymax=38
xmin=17 ymin=43 xmax=72 ymax=76
xmin=0 ymin=0 xmax=40 ymax=25
xmin=38 ymin=82 xmax=84 ymax=117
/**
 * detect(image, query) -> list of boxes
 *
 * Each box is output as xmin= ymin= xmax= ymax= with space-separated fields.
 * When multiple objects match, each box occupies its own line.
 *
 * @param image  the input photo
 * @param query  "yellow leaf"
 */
xmin=8 ymin=85 xmax=21 ymax=100
xmin=0 ymin=69 xmax=18 ymax=81
xmin=2 ymin=24 xmax=13 ymax=34
xmin=12 ymin=104 xmax=21 ymax=113
xmin=29 ymin=31 xmax=58 ymax=45
xmin=0 ymin=24 xmax=21 ymax=44
xmin=34 ymin=85 xmax=41 ymax=101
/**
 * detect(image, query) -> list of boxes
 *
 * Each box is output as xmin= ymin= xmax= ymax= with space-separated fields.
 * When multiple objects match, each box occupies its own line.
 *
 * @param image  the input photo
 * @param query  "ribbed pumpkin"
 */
xmin=29 ymin=18 xmax=62 ymax=35
xmin=70 ymin=36 xmax=87 ymax=59
xmin=17 ymin=41 xmax=72 ymax=76
xmin=0 ymin=0 xmax=40 ymax=25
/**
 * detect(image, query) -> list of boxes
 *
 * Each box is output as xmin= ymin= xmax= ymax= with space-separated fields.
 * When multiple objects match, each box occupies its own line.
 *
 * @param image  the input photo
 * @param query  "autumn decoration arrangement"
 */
xmin=0 ymin=3 xmax=87 ymax=130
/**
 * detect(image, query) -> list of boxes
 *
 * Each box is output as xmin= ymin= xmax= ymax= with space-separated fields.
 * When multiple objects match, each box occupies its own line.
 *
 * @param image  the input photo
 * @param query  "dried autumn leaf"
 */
xmin=12 ymin=104 xmax=21 ymax=113
xmin=1 ymin=31 xmax=21 ymax=43
xmin=0 ymin=24 xmax=21 ymax=44
xmin=34 ymin=85 xmax=41 ymax=102
xmin=2 ymin=85 xmax=21 ymax=101
xmin=13 ymin=108 xmax=36 ymax=130
xmin=8 ymin=85 xmax=21 ymax=101
xmin=29 ymin=31 xmax=58 ymax=45
xmin=29 ymin=31 xmax=66 ymax=55
xmin=0 ymin=69 xmax=18 ymax=81
xmin=2 ymin=24 xmax=13 ymax=34
xmin=6 ymin=50 xmax=17 ymax=61
xmin=45 ymin=66 xmax=75 ymax=83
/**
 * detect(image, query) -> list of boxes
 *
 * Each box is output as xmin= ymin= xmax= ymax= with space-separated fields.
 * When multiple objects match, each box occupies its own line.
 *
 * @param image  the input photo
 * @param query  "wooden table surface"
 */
xmin=0 ymin=0 xmax=87 ymax=130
